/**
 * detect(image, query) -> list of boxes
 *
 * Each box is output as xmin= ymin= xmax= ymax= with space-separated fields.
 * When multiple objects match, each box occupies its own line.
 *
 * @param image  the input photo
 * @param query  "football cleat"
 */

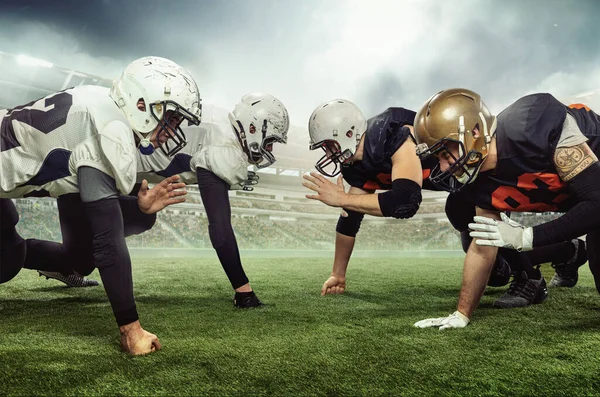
xmin=493 ymin=271 xmax=548 ymax=308
xmin=549 ymin=239 xmax=587 ymax=288
xmin=233 ymin=291 xmax=264 ymax=309
xmin=38 ymin=271 xmax=99 ymax=288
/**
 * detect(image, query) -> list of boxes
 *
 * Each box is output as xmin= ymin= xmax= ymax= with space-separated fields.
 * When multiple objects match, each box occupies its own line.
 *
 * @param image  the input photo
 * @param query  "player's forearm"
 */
xmin=339 ymin=193 xmax=384 ymax=217
xmin=533 ymin=163 xmax=600 ymax=246
xmin=83 ymin=198 xmax=139 ymax=326
xmin=97 ymin=252 xmax=139 ymax=327
xmin=457 ymin=243 xmax=497 ymax=319
xmin=331 ymin=232 xmax=356 ymax=277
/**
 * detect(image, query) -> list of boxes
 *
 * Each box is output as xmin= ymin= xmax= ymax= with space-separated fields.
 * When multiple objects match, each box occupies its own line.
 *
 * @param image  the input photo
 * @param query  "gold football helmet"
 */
xmin=414 ymin=88 xmax=497 ymax=192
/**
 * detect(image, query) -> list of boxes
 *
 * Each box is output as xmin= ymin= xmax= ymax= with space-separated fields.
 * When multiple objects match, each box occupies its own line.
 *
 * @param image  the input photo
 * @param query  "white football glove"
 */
xmin=468 ymin=212 xmax=533 ymax=251
xmin=414 ymin=311 xmax=470 ymax=330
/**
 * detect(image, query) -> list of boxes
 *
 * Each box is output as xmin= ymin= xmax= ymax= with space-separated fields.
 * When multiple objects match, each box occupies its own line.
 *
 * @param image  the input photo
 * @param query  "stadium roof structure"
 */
xmin=0 ymin=51 xmax=112 ymax=109
xmin=561 ymin=88 xmax=600 ymax=110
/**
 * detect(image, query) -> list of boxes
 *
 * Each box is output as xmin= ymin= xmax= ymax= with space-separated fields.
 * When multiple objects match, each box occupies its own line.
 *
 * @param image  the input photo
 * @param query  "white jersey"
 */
xmin=0 ymin=86 xmax=137 ymax=198
xmin=137 ymin=104 xmax=249 ymax=188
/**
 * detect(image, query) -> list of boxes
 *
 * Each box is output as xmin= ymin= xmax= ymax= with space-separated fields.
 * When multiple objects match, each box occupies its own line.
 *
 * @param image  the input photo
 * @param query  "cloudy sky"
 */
xmin=1 ymin=0 xmax=600 ymax=131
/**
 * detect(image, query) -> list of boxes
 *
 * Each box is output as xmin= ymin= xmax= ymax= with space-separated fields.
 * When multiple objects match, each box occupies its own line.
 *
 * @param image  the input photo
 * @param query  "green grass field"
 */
xmin=2 ymin=256 xmax=600 ymax=396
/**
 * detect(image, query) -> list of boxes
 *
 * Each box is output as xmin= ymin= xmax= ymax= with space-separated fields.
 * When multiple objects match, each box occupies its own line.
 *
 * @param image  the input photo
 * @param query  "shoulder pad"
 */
xmin=99 ymin=121 xmax=137 ymax=194
xmin=191 ymin=144 xmax=248 ymax=187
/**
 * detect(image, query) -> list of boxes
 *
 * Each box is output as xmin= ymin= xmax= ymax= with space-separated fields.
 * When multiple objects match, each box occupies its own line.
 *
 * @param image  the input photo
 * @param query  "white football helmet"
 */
xmin=110 ymin=56 xmax=202 ymax=156
xmin=308 ymin=99 xmax=367 ymax=177
xmin=228 ymin=93 xmax=290 ymax=168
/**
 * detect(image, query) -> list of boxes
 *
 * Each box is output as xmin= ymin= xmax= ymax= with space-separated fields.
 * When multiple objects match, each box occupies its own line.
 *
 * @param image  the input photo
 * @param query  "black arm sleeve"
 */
xmin=79 ymin=168 xmax=138 ymax=326
xmin=533 ymin=162 xmax=600 ymax=246
xmin=82 ymin=199 xmax=138 ymax=326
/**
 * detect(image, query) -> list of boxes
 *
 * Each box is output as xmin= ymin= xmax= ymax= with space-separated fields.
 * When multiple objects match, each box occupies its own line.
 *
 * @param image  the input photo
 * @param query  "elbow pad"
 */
xmin=377 ymin=178 xmax=422 ymax=219
xmin=336 ymin=209 xmax=365 ymax=237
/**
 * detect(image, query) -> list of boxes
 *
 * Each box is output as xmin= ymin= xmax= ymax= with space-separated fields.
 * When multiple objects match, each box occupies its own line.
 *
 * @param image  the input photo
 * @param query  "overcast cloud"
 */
xmin=1 ymin=0 xmax=599 ymax=138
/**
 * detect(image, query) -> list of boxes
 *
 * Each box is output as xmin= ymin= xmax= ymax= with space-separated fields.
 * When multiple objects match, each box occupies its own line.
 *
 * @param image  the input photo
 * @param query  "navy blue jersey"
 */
xmin=462 ymin=94 xmax=600 ymax=212
xmin=342 ymin=107 xmax=417 ymax=190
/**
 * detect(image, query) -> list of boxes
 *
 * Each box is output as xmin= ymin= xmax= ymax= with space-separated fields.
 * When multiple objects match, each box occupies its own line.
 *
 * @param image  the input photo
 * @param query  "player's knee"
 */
xmin=586 ymin=231 xmax=600 ymax=292
xmin=459 ymin=231 xmax=471 ymax=253
xmin=0 ymin=200 xmax=25 ymax=280
xmin=445 ymin=193 xmax=474 ymax=232
xmin=66 ymin=247 xmax=95 ymax=276
xmin=0 ymin=237 xmax=26 ymax=283
xmin=208 ymin=222 xmax=233 ymax=249
xmin=128 ymin=213 xmax=156 ymax=235
xmin=487 ymin=256 xmax=511 ymax=287
xmin=0 ymin=198 xmax=20 ymax=229
xmin=120 ymin=197 xmax=157 ymax=236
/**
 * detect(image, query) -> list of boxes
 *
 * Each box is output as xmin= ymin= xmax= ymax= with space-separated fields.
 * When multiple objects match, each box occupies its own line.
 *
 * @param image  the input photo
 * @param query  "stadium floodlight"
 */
xmin=16 ymin=54 xmax=54 ymax=68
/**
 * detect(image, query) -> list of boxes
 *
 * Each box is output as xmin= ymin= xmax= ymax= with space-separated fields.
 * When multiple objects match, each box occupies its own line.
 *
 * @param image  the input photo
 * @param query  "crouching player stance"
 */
xmin=35 ymin=185 xmax=158 ymax=288
xmin=137 ymin=93 xmax=290 ymax=308
xmin=1 ymin=56 xmax=201 ymax=354
xmin=302 ymin=100 xmax=424 ymax=294
xmin=303 ymin=100 xmax=586 ymax=307
xmin=414 ymin=89 xmax=598 ymax=329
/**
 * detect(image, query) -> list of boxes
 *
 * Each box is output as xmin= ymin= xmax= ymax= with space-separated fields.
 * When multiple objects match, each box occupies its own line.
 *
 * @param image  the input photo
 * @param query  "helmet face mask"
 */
xmin=308 ymin=99 xmax=366 ymax=177
xmin=310 ymin=139 xmax=353 ymax=177
xmin=421 ymin=137 xmax=483 ymax=192
xmin=150 ymin=102 xmax=198 ymax=156
xmin=229 ymin=93 xmax=289 ymax=169
xmin=111 ymin=56 xmax=202 ymax=157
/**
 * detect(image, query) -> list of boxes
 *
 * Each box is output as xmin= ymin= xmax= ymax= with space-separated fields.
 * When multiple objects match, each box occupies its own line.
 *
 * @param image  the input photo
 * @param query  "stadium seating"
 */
xmin=14 ymin=198 xmax=461 ymax=250
xmin=15 ymin=195 xmax=563 ymax=251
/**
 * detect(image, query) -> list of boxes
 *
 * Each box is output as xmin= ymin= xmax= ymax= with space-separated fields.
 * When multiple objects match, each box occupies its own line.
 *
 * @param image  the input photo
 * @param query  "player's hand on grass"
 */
xmin=119 ymin=320 xmax=162 ymax=355
xmin=137 ymin=174 xmax=187 ymax=214
xmin=413 ymin=311 xmax=469 ymax=330
xmin=321 ymin=275 xmax=346 ymax=295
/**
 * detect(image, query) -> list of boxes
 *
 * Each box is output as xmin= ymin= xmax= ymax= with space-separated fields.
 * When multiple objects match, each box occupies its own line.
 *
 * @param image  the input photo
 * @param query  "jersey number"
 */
xmin=1 ymin=91 xmax=74 ymax=152
xmin=491 ymin=173 xmax=570 ymax=212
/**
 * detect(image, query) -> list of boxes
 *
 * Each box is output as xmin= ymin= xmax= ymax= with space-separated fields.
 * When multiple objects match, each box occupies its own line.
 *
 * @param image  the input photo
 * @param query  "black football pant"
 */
xmin=586 ymin=230 xmax=600 ymax=293
xmin=196 ymin=168 xmax=249 ymax=289
xmin=0 ymin=198 xmax=27 ymax=283
xmin=445 ymin=193 xmax=578 ymax=279
xmin=1 ymin=194 xmax=155 ymax=282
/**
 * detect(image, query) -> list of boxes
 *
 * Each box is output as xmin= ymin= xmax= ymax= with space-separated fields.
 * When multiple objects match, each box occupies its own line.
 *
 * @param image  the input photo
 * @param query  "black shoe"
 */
xmin=487 ymin=257 xmax=512 ymax=287
xmin=550 ymin=239 xmax=587 ymax=288
xmin=233 ymin=291 xmax=264 ymax=308
xmin=38 ymin=271 xmax=99 ymax=287
xmin=493 ymin=271 xmax=548 ymax=308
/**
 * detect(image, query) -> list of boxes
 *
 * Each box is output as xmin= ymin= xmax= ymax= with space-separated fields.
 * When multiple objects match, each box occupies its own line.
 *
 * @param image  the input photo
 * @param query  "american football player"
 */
xmin=136 ymin=93 xmax=290 ymax=308
xmin=303 ymin=99 xmax=586 ymax=304
xmin=303 ymin=100 xmax=423 ymax=295
xmin=413 ymin=89 xmax=599 ymax=330
xmin=0 ymin=56 xmax=201 ymax=354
